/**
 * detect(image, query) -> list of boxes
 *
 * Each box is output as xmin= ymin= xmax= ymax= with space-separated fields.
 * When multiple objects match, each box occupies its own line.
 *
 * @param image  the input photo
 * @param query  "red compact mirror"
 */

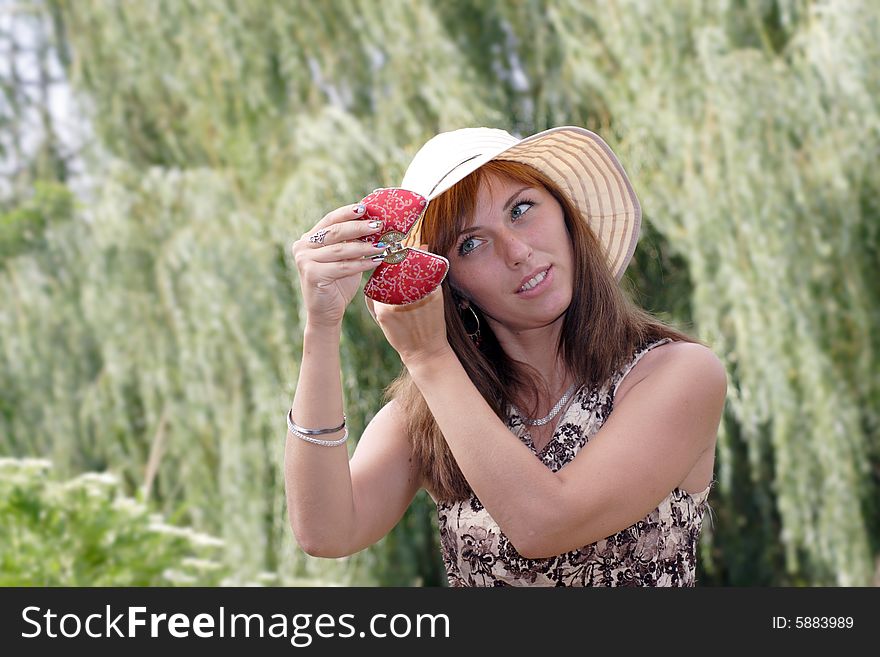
xmin=358 ymin=188 xmax=449 ymax=305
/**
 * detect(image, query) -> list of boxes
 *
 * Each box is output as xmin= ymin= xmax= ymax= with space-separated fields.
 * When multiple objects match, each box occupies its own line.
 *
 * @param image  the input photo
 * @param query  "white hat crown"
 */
xmin=402 ymin=127 xmax=520 ymax=200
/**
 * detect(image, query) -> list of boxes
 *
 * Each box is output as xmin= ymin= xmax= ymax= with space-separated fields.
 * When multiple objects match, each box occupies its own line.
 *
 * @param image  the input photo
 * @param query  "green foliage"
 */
xmin=1 ymin=0 xmax=875 ymax=586
xmin=0 ymin=458 xmax=227 ymax=586
xmin=587 ymin=0 xmax=880 ymax=585
xmin=0 ymin=182 xmax=75 ymax=263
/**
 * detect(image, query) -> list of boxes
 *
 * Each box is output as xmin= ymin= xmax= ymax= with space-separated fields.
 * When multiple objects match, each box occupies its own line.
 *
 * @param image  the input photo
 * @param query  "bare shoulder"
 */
xmin=375 ymin=396 xmax=407 ymax=424
xmin=646 ymin=340 xmax=725 ymax=372
xmin=610 ymin=340 xmax=727 ymax=478
xmin=616 ymin=341 xmax=727 ymax=406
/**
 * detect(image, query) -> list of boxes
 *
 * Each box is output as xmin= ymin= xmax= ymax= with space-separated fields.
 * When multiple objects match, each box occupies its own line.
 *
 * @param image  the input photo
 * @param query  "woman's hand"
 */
xmin=365 ymin=285 xmax=453 ymax=368
xmin=292 ymin=203 xmax=386 ymax=329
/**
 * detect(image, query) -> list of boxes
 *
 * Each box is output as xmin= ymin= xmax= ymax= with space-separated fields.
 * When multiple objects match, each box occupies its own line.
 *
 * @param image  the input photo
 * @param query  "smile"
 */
xmin=517 ymin=266 xmax=552 ymax=295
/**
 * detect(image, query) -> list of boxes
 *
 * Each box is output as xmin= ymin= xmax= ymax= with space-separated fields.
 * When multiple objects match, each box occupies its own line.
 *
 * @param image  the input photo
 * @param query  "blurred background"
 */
xmin=1 ymin=0 xmax=877 ymax=586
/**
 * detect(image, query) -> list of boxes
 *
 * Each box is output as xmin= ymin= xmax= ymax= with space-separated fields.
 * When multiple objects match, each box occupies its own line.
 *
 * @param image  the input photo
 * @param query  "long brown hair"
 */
xmin=385 ymin=159 xmax=700 ymax=502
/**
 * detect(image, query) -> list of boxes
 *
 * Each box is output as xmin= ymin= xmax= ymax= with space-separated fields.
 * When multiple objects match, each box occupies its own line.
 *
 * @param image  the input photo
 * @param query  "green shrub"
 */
xmin=0 ymin=458 xmax=228 ymax=586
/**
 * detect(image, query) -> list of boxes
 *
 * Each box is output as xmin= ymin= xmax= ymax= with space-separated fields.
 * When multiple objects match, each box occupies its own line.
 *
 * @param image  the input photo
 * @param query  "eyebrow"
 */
xmin=455 ymin=186 xmax=532 ymax=238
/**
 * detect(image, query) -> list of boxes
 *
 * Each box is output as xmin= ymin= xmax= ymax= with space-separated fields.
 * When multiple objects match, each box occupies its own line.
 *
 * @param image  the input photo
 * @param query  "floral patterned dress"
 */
xmin=436 ymin=338 xmax=714 ymax=587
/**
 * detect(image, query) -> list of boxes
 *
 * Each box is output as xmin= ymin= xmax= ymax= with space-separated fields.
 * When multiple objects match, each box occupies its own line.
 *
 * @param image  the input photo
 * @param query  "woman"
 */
xmin=286 ymin=126 xmax=726 ymax=586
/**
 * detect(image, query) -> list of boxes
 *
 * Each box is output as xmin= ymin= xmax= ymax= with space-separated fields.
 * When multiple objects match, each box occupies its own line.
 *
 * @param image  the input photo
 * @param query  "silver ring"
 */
xmin=308 ymin=228 xmax=330 ymax=245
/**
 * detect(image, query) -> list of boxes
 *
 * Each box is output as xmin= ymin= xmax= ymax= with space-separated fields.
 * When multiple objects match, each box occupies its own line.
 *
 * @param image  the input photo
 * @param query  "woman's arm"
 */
xmin=285 ymin=203 xmax=421 ymax=558
xmin=285 ymin=324 xmax=421 ymax=558
xmin=284 ymin=322 xmax=355 ymax=556
xmin=404 ymin=342 xmax=726 ymax=559
xmin=367 ymin=287 xmax=726 ymax=558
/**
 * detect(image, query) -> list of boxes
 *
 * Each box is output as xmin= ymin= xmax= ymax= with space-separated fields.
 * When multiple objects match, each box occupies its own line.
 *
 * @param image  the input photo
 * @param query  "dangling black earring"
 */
xmin=459 ymin=304 xmax=482 ymax=347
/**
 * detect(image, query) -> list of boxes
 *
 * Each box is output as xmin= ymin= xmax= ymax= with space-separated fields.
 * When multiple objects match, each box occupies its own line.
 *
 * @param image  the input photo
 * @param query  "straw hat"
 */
xmin=400 ymin=126 xmax=641 ymax=281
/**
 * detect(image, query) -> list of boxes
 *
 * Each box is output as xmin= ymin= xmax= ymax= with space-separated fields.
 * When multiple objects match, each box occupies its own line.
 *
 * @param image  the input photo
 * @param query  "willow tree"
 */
xmin=2 ymin=0 xmax=876 ymax=585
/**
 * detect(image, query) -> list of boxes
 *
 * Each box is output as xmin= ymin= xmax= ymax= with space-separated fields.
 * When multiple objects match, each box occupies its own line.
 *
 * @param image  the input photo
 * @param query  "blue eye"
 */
xmin=456 ymin=198 xmax=536 ymax=256
xmin=511 ymin=200 xmax=534 ymax=220
xmin=458 ymin=235 xmax=479 ymax=256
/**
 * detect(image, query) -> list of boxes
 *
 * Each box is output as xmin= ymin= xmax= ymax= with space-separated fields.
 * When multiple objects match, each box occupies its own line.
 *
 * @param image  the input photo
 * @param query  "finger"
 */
xmin=313 ymin=201 xmax=368 ymax=232
xmin=301 ymin=254 xmax=384 ymax=288
xmin=308 ymin=239 xmax=389 ymax=263
xmin=294 ymin=203 xmax=370 ymax=254
xmin=300 ymin=217 xmax=386 ymax=250
xmin=294 ymin=234 xmax=386 ymax=281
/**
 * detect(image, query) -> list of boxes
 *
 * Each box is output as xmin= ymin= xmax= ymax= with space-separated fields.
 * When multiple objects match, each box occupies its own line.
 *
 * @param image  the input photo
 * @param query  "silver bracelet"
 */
xmin=287 ymin=409 xmax=349 ymax=447
xmin=287 ymin=408 xmax=346 ymax=434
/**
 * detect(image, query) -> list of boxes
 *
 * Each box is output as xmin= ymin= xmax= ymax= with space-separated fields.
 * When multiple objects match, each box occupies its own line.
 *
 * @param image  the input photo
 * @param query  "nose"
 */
xmin=499 ymin=228 xmax=532 ymax=267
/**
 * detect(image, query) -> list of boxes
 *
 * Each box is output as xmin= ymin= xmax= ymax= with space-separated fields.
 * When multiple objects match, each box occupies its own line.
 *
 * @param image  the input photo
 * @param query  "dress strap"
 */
xmin=612 ymin=338 xmax=674 ymax=399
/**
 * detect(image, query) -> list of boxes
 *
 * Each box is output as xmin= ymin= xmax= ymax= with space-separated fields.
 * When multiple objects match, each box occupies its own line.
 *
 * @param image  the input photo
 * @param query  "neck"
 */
xmin=487 ymin=313 xmax=572 ymax=404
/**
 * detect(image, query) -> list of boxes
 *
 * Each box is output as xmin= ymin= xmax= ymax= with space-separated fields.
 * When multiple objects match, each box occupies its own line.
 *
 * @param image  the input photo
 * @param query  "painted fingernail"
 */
xmin=353 ymin=204 xmax=366 ymax=215
xmin=375 ymin=242 xmax=387 ymax=248
xmin=370 ymin=253 xmax=387 ymax=261
xmin=368 ymin=220 xmax=383 ymax=229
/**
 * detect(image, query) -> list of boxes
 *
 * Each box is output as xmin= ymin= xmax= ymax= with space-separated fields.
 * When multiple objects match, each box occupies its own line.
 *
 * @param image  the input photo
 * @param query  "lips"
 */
xmin=516 ymin=266 xmax=551 ymax=293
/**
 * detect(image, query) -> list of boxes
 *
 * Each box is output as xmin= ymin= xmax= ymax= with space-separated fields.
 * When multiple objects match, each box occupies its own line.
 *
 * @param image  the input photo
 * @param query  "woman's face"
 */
xmin=445 ymin=171 xmax=575 ymax=334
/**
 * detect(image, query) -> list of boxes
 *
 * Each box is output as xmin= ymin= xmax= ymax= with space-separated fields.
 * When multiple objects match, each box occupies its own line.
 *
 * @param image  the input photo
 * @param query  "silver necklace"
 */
xmin=514 ymin=382 xmax=579 ymax=426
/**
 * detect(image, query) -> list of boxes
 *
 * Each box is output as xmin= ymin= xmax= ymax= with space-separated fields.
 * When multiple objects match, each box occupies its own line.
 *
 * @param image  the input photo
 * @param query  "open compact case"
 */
xmin=358 ymin=188 xmax=449 ymax=305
